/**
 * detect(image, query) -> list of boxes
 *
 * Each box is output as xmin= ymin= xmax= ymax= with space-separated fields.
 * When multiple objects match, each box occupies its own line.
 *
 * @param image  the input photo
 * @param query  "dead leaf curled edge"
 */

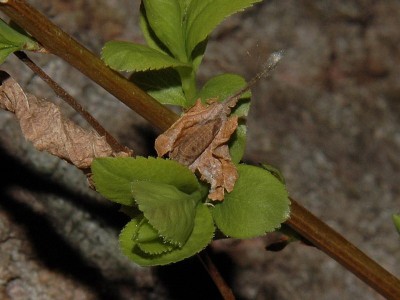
xmin=0 ymin=71 xmax=132 ymax=169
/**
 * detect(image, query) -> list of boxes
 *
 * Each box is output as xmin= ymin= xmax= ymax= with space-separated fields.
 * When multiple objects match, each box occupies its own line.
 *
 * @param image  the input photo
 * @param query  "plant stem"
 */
xmin=14 ymin=51 xmax=130 ymax=154
xmin=197 ymin=250 xmax=236 ymax=300
xmin=1 ymin=1 xmax=400 ymax=298
xmin=286 ymin=198 xmax=400 ymax=300
xmin=0 ymin=0 xmax=178 ymax=132
xmin=178 ymin=67 xmax=197 ymax=105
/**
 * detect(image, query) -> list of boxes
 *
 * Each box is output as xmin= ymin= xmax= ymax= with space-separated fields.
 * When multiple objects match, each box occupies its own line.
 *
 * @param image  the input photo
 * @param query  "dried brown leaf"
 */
xmin=0 ymin=72 xmax=132 ymax=169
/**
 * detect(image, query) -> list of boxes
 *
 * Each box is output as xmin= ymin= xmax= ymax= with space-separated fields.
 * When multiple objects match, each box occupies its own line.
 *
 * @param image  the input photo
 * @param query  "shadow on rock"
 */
xmin=0 ymin=145 xmax=129 ymax=230
xmin=155 ymin=250 xmax=236 ymax=300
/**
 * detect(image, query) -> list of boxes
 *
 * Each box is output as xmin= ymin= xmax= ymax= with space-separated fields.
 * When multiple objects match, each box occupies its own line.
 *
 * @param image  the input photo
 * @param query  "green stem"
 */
xmin=178 ymin=67 xmax=197 ymax=105
xmin=1 ymin=1 xmax=400 ymax=298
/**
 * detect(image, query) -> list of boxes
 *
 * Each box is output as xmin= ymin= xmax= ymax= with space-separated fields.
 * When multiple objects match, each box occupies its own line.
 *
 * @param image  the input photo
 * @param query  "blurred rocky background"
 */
xmin=0 ymin=0 xmax=399 ymax=299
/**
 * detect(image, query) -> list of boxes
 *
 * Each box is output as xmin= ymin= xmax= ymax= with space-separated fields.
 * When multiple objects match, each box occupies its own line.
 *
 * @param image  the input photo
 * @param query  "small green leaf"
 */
xmin=134 ymin=218 xmax=159 ymax=243
xmin=138 ymin=239 xmax=176 ymax=255
xmin=91 ymin=157 xmax=200 ymax=205
xmin=195 ymin=73 xmax=251 ymax=117
xmin=120 ymin=204 xmax=214 ymax=266
xmin=142 ymin=0 xmax=187 ymax=61
xmin=101 ymin=41 xmax=190 ymax=72
xmin=130 ymin=68 xmax=187 ymax=106
xmin=0 ymin=19 xmax=39 ymax=49
xmin=0 ymin=19 xmax=40 ymax=64
xmin=131 ymin=181 xmax=200 ymax=245
xmin=0 ymin=45 xmax=19 ymax=64
xmin=393 ymin=214 xmax=400 ymax=235
xmin=185 ymin=0 xmax=262 ymax=56
xmin=229 ymin=122 xmax=247 ymax=164
xmin=212 ymin=164 xmax=290 ymax=238
xmin=135 ymin=219 xmax=176 ymax=255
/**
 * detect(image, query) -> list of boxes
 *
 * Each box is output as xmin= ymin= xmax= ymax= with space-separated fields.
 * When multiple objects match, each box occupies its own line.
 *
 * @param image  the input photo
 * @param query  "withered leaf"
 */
xmin=0 ymin=72 xmax=132 ymax=169
xmin=155 ymin=98 xmax=239 ymax=201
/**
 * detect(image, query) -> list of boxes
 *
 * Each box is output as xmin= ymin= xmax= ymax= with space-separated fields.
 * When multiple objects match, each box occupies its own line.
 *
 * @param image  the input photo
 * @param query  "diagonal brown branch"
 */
xmin=1 ymin=1 xmax=400 ymax=299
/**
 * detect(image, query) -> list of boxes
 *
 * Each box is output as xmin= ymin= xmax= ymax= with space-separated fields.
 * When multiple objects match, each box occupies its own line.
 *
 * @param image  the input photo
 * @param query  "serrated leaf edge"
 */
xmin=119 ymin=204 xmax=215 ymax=266
xmin=101 ymin=42 xmax=191 ymax=73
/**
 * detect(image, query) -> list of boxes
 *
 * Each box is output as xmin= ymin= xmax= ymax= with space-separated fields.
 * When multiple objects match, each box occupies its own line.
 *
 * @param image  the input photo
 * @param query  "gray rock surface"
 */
xmin=0 ymin=1 xmax=399 ymax=299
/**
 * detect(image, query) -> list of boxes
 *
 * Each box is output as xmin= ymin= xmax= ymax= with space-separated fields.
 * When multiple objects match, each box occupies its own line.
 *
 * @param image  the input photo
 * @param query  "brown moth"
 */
xmin=169 ymin=118 xmax=223 ymax=166
xmin=155 ymin=51 xmax=283 ymax=201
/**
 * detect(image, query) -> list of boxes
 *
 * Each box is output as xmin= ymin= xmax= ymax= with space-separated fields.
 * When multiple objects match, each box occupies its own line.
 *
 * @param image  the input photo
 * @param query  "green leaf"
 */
xmin=130 ymin=68 xmax=187 ymax=106
xmin=0 ymin=19 xmax=39 ymax=49
xmin=91 ymin=157 xmax=200 ymax=205
xmin=178 ymin=0 xmax=192 ymax=12
xmin=101 ymin=41 xmax=190 ymax=72
xmin=142 ymin=0 xmax=187 ymax=61
xmin=134 ymin=218 xmax=159 ymax=243
xmin=261 ymin=163 xmax=286 ymax=184
xmin=119 ymin=204 xmax=214 ymax=266
xmin=229 ymin=122 xmax=247 ymax=164
xmin=195 ymin=73 xmax=251 ymax=117
xmin=139 ymin=3 xmax=170 ymax=55
xmin=212 ymin=164 xmax=290 ymax=238
xmin=138 ymin=239 xmax=176 ymax=255
xmin=0 ymin=45 xmax=19 ymax=64
xmin=0 ymin=19 xmax=39 ymax=64
xmin=135 ymin=219 xmax=176 ymax=255
xmin=393 ymin=214 xmax=400 ymax=235
xmin=131 ymin=181 xmax=200 ymax=245
xmin=185 ymin=0 xmax=262 ymax=56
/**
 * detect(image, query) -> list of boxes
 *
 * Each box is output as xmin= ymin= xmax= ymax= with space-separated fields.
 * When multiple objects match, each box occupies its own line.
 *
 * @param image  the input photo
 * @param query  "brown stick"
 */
xmin=0 ymin=0 xmax=178 ymax=132
xmin=197 ymin=250 xmax=236 ymax=300
xmin=1 ymin=1 xmax=400 ymax=299
xmin=14 ymin=51 xmax=130 ymax=154
xmin=286 ymin=198 xmax=400 ymax=300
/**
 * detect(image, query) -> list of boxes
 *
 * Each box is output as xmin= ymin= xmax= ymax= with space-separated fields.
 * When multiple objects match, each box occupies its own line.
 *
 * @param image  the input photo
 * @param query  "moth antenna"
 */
xmin=225 ymin=50 xmax=284 ymax=107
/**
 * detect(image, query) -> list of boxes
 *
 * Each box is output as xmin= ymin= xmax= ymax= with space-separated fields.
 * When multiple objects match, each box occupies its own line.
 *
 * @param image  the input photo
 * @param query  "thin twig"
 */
xmin=14 ymin=51 xmax=130 ymax=154
xmin=197 ymin=249 xmax=236 ymax=300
